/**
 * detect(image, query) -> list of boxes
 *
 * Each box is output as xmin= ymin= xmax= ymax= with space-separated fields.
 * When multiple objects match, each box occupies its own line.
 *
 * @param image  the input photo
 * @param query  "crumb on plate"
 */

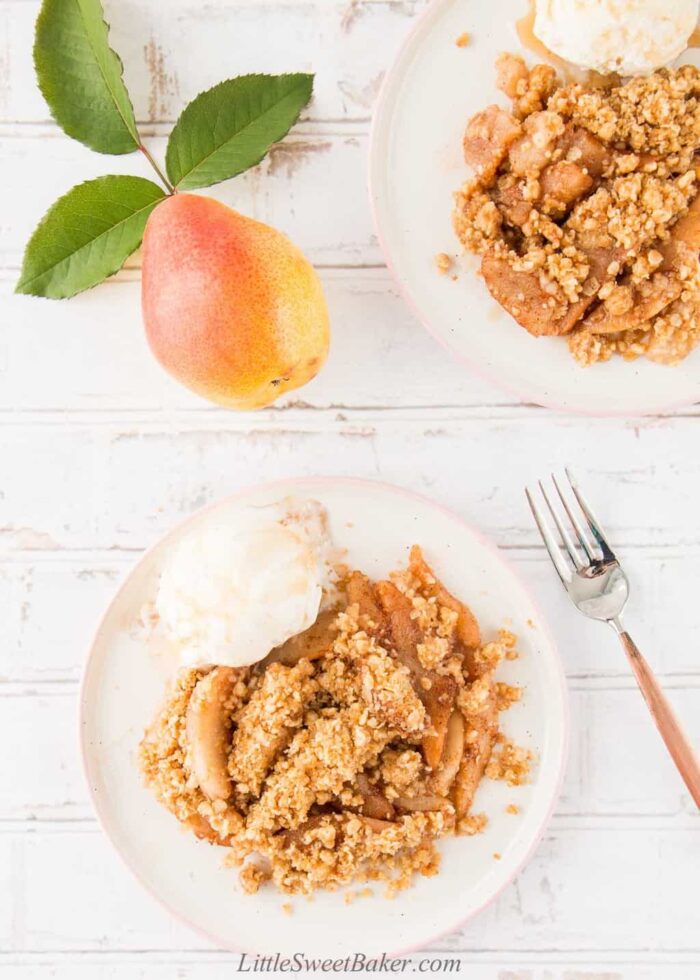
xmin=435 ymin=252 xmax=452 ymax=274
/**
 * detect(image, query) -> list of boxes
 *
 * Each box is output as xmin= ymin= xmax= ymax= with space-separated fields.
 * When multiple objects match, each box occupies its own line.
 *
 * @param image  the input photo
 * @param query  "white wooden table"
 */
xmin=1 ymin=2 xmax=698 ymax=977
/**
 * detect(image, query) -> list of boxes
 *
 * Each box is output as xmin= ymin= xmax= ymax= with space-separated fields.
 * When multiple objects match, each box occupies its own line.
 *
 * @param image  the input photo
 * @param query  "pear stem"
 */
xmin=139 ymin=143 xmax=175 ymax=195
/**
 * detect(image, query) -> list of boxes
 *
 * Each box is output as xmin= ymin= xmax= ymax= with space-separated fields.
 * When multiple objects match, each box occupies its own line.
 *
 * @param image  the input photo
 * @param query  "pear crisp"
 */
xmin=453 ymin=56 xmax=700 ymax=366
xmin=139 ymin=546 xmax=531 ymax=897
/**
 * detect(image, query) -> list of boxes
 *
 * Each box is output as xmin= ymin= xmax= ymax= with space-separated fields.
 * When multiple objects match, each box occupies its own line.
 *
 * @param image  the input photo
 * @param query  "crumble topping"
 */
xmin=453 ymin=57 xmax=700 ymax=365
xmin=485 ymin=735 xmax=534 ymax=787
xmin=494 ymin=682 xmax=523 ymax=711
xmin=228 ymin=660 xmax=317 ymax=797
xmin=435 ymin=251 xmax=452 ymax=274
xmin=457 ymin=811 xmax=489 ymax=836
xmin=379 ymin=748 xmax=424 ymax=795
xmin=140 ymin=548 xmax=533 ymax=897
xmin=140 ymin=667 xmax=221 ymax=824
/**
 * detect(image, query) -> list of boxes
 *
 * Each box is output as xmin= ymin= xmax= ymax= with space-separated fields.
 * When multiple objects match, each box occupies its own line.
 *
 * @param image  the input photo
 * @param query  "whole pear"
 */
xmin=141 ymin=194 xmax=330 ymax=409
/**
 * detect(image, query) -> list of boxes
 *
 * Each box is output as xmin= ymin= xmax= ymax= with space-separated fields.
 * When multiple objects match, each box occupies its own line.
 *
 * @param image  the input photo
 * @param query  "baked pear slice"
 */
xmin=430 ymin=709 xmax=465 ymax=797
xmin=185 ymin=811 xmax=238 ymax=847
xmin=452 ymin=695 xmax=499 ymax=818
xmin=409 ymin=545 xmax=481 ymax=653
xmin=186 ymin=666 xmax=240 ymax=801
xmin=258 ymin=610 xmax=338 ymax=668
xmin=374 ymin=579 xmax=456 ymax=769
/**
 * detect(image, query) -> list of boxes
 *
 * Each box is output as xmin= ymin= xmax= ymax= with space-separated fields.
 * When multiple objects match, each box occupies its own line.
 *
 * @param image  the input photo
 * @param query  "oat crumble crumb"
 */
xmin=240 ymin=862 xmax=272 ymax=895
xmin=486 ymin=737 xmax=534 ymax=786
xmin=435 ymin=252 xmax=452 ymax=274
xmin=457 ymin=812 xmax=488 ymax=836
xmin=495 ymin=682 xmax=522 ymax=711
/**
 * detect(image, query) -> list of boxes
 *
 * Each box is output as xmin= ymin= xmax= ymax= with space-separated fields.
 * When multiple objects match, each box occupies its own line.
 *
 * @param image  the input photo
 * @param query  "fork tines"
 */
xmin=526 ymin=469 xmax=616 ymax=584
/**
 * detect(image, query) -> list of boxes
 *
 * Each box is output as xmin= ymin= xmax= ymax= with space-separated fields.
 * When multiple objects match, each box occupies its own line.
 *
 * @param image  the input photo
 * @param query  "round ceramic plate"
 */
xmin=81 ymin=477 xmax=568 ymax=957
xmin=369 ymin=0 xmax=700 ymax=415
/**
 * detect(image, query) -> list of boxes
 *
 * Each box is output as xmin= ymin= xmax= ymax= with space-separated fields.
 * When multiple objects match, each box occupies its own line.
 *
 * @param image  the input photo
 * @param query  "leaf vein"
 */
xmin=70 ymin=0 xmax=138 ymax=145
xmin=18 ymin=190 xmax=162 ymax=292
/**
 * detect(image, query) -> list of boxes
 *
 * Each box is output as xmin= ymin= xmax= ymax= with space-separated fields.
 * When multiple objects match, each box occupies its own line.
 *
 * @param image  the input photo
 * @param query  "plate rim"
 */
xmin=367 ymin=0 xmax=700 ymax=418
xmin=79 ymin=474 xmax=570 ymax=957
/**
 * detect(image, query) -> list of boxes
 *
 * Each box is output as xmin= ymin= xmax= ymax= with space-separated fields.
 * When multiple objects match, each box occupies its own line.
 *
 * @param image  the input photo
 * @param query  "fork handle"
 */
xmin=618 ymin=631 xmax=700 ymax=808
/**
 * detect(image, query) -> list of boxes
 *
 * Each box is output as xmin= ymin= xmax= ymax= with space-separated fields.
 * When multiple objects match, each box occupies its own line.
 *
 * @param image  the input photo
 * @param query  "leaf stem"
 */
xmin=139 ymin=143 xmax=175 ymax=194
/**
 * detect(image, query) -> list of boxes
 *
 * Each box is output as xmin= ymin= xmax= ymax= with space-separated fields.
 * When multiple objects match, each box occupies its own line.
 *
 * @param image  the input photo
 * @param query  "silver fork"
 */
xmin=527 ymin=469 xmax=700 ymax=808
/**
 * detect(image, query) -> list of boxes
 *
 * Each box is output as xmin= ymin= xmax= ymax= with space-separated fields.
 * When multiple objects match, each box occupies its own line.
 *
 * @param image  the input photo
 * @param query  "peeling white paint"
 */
xmin=0 ymin=0 xmax=699 ymax=972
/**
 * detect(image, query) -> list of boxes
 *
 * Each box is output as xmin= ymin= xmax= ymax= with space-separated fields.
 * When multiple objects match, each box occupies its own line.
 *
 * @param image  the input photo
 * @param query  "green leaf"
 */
xmin=34 ymin=0 xmax=139 ymax=155
xmin=16 ymin=176 xmax=166 ymax=299
xmin=166 ymin=73 xmax=314 ymax=191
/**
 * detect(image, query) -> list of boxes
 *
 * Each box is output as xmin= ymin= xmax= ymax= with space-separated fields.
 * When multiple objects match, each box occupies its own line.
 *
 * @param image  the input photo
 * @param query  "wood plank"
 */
xmin=0 ymin=1 xmax=426 ymax=125
xmin=0 ymin=274 xmax=507 ymax=412
xmin=0 ymin=836 xmax=15 ymax=948
xmin=562 ymin=686 xmax=700 ymax=815
xmin=0 ymin=132 xmax=379 ymax=270
xmin=0 ymin=560 xmax=123 ymax=683
xmin=0 ymin=693 xmax=86 ymax=821
xmin=1 ymin=953 xmax=699 ymax=980
xmin=0 ymin=830 xmax=211 ymax=953
xmin=2 ymin=548 xmax=700 ymax=681
xmin=0 ymin=825 xmax=695 ymax=952
xmin=0 ymin=417 xmax=697 ymax=551
xmin=455 ymin=825 xmax=697 ymax=954
xmin=2 ymin=686 xmax=698 ymax=819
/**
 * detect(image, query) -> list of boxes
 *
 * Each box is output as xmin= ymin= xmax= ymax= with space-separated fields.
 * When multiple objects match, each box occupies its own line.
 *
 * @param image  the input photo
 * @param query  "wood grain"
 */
xmin=1 ymin=0 xmax=699 ymax=972
xmin=0 ymin=1 xmax=427 ymax=125
xmin=0 ymin=825 xmax=696 ymax=953
xmin=0 ymin=131 xmax=378 ymax=270
xmin=0 ymin=275 xmax=504 ymax=410
xmin=2 ymin=684 xmax=699 ymax=820
xmin=2 ymin=548 xmax=700 ymax=681
xmin=1 ymin=958 xmax=698 ymax=980
xmin=0 ymin=417 xmax=698 ymax=550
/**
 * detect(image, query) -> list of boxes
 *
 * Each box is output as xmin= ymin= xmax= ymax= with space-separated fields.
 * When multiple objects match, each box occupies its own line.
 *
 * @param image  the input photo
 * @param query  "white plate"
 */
xmin=369 ymin=0 xmax=700 ymax=415
xmin=81 ymin=477 xmax=568 ymax=957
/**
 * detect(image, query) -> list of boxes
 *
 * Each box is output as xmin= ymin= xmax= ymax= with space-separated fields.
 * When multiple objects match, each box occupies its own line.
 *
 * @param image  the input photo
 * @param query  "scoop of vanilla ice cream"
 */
xmin=156 ymin=499 xmax=335 ymax=668
xmin=534 ymin=0 xmax=699 ymax=75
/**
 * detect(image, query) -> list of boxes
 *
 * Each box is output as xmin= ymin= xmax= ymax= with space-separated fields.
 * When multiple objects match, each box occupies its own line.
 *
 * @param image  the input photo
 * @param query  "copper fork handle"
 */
xmin=619 ymin=631 xmax=700 ymax=808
